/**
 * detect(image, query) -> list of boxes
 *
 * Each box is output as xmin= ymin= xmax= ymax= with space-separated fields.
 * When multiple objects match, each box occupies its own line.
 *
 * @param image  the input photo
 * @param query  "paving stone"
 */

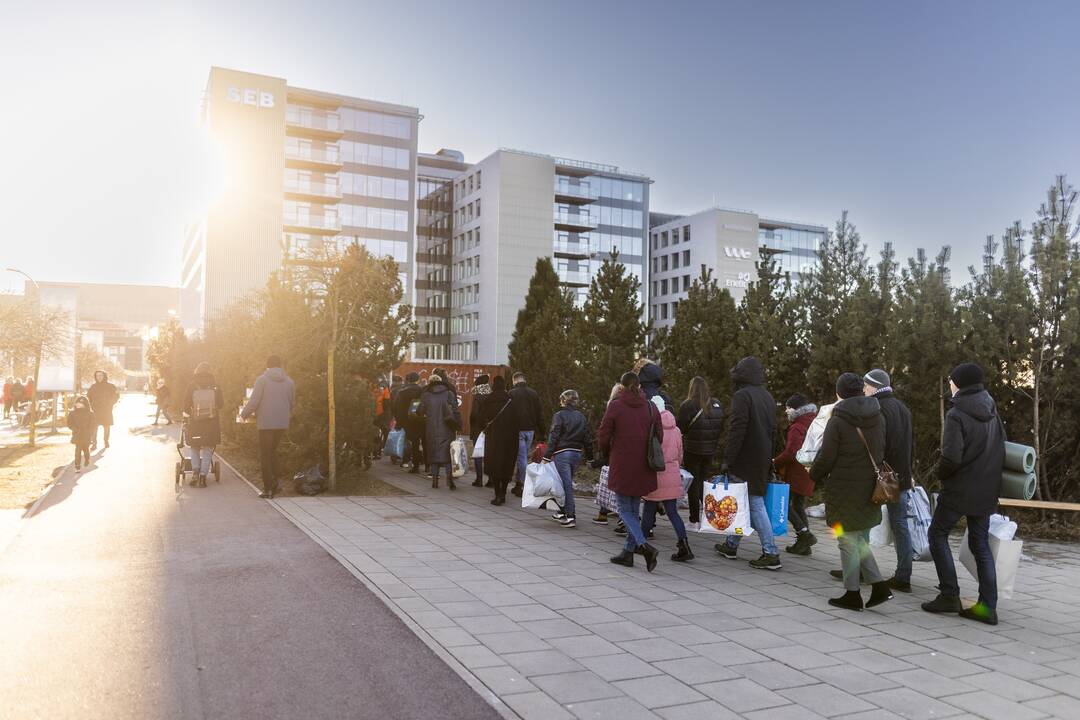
xmin=743 ymin=704 xmax=829 ymax=720
xmin=807 ymin=664 xmax=902 ymax=695
xmin=613 ymin=674 xmax=708 ymax=709
xmin=548 ymin=634 xmax=624 ymax=659
xmin=567 ymin=696 xmax=662 ymax=720
xmin=588 ymin=620 xmax=659 ymax=641
xmin=860 ymin=687 xmax=967 ymax=720
xmin=518 ymin=618 xmax=587 ymax=639
xmin=435 ymin=600 xmax=497 ymax=618
xmin=962 ymin=671 xmax=1059 ymax=701
xmin=786 ymin=630 xmax=863 ymax=654
xmin=427 ymin=626 xmax=477 ymax=647
xmin=500 ymin=603 xmax=564 ymax=622
xmin=1025 ymin=693 xmax=1080 ymax=718
xmin=476 ymin=630 xmax=553 ymax=654
xmin=503 ymin=649 xmax=585 ymax=677
xmin=943 ymin=690 xmax=1048 ymax=720
xmin=759 ymin=644 xmax=840 ymax=670
xmin=446 ymin=643 xmax=506 ymax=669
xmin=719 ymin=627 xmax=792 ymax=649
xmin=561 ymin=606 xmax=627 ymax=626
xmin=735 ymin=661 xmax=819 ymax=690
xmin=617 ymin=637 xmax=698 ymax=662
xmin=972 ymin=654 xmax=1061 ymax=681
xmin=779 ymin=683 xmax=879 ymax=717
xmin=1034 ymin=675 xmax=1080 ymax=700
xmin=502 ymin=690 xmax=575 ymax=720
xmin=579 ymin=653 xmax=664 ymax=681
xmin=696 ymin=677 xmax=791 ymax=713
xmin=531 ymin=670 xmax=624 ymax=704
xmin=881 ymin=668 xmax=974 ymax=699
xmin=691 ymin=641 xmax=770 ymax=665
xmin=832 ymin=648 xmax=916 ymax=674
xmin=655 ymin=701 xmax=740 ymax=720
xmin=650 ymin=657 xmax=741 ymax=685
xmin=471 ymin=664 xmax=539 ymax=695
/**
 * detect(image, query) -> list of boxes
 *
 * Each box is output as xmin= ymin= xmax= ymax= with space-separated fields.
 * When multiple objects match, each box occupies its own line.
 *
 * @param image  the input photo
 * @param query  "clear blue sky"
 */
xmin=2 ymin=0 xmax=1078 ymax=292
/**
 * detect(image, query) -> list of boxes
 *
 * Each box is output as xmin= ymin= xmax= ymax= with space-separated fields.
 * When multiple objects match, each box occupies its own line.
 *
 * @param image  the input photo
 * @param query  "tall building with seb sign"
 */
xmin=647 ymin=208 xmax=826 ymax=330
xmin=182 ymin=67 xmax=420 ymax=332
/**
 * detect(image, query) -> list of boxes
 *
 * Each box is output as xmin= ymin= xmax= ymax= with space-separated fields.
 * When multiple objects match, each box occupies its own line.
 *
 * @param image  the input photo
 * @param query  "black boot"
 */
xmin=639 ymin=543 xmax=659 ymax=572
xmin=448 ymin=478 xmax=457 ymax=491
xmin=609 ymin=550 xmax=634 ymax=567
xmin=921 ymin=593 xmax=962 ymax=614
xmin=472 ymin=478 xmax=483 ymax=487
xmin=786 ymin=530 xmax=816 ymax=556
xmin=959 ymin=602 xmax=998 ymax=626
xmin=828 ymin=590 xmax=864 ymax=611
xmin=866 ymin=581 xmax=894 ymax=608
xmin=432 ymin=475 xmax=439 ymax=489
xmin=672 ymin=538 xmax=694 ymax=562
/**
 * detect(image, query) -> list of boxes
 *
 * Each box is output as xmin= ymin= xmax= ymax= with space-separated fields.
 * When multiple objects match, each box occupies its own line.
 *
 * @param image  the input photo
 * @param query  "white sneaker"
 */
xmin=550 ymin=511 xmax=567 ymax=522
xmin=688 ymin=521 xmax=701 ymax=532
xmin=559 ymin=516 xmax=576 ymax=528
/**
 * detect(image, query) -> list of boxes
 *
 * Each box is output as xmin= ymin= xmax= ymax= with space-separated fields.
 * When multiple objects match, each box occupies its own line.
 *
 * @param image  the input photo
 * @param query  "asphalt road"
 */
xmin=0 ymin=395 xmax=503 ymax=720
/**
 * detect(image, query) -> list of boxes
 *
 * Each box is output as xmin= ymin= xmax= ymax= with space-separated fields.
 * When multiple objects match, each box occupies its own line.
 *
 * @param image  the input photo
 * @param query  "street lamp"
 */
xmin=5 ymin=267 xmax=42 ymax=447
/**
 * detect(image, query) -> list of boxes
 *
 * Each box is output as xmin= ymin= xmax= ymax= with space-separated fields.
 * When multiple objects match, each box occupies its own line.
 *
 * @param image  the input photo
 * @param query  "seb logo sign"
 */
xmin=226 ymin=86 xmax=275 ymax=108
xmin=723 ymin=246 xmax=753 ymax=260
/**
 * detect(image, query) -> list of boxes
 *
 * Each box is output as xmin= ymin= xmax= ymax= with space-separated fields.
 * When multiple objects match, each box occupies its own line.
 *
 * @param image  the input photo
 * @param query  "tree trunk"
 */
xmin=328 ymin=345 xmax=336 ymax=490
xmin=1033 ymin=371 xmax=1046 ymax=501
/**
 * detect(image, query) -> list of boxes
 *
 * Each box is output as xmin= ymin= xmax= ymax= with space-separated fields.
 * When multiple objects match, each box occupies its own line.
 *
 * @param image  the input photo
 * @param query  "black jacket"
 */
xmin=469 ymin=385 xmax=491 ymax=442
xmin=677 ymin=397 xmax=724 ymax=458
xmin=723 ymin=357 xmax=776 ymax=496
xmin=482 ymin=388 xmax=516 ymax=480
xmin=393 ymin=383 xmax=423 ymax=432
xmin=638 ymin=362 xmax=675 ymax=412
xmin=508 ymin=382 xmax=543 ymax=433
xmin=87 ymin=380 xmax=119 ymax=426
xmin=875 ymin=390 xmax=914 ymax=491
xmin=810 ymin=395 xmax=885 ymax=532
xmin=545 ymin=406 xmax=593 ymax=459
xmin=939 ymin=385 xmax=1006 ymax=516
xmin=420 ymin=381 xmax=460 ymax=464
xmin=184 ymin=372 xmax=224 ymax=447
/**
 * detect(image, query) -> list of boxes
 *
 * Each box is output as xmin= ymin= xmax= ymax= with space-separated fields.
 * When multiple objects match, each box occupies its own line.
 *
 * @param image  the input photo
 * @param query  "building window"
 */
xmin=661 ymin=303 xmax=669 ymax=320
xmin=467 ymin=175 xmax=474 ymax=194
xmin=682 ymin=250 xmax=690 ymax=265
xmin=672 ymin=228 xmax=679 ymax=244
xmin=475 ymin=198 xmax=481 ymax=216
xmin=672 ymin=254 xmax=680 ymax=269
xmin=476 ymin=170 xmax=481 ymax=189
xmin=661 ymin=279 xmax=668 ymax=295
xmin=652 ymin=258 xmax=658 ymax=273
xmin=683 ymin=225 xmax=690 ymax=242
xmin=652 ymin=233 xmax=658 ymax=250
xmin=661 ymin=231 xmax=668 ymax=248
xmin=652 ymin=281 xmax=658 ymax=296
xmin=683 ymin=274 xmax=690 ymax=291
xmin=661 ymin=255 xmax=669 ymax=272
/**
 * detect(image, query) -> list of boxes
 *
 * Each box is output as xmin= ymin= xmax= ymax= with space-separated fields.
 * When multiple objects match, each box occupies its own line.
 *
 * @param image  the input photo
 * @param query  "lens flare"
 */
xmin=831 ymin=523 xmax=845 ymax=538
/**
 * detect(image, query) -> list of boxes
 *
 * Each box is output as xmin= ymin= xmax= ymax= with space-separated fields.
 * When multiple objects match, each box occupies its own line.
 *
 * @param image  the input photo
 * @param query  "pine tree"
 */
xmin=736 ymin=247 xmax=804 ymax=399
xmin=571 ymin=250 xmax=649 ymax=419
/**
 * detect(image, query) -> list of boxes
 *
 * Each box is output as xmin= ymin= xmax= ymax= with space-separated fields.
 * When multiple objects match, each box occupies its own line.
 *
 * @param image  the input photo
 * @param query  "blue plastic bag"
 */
xmin=765 ymin=482 xmax=790 ymax=536
xmin=384 ymin=428 xmax=406 ymax=458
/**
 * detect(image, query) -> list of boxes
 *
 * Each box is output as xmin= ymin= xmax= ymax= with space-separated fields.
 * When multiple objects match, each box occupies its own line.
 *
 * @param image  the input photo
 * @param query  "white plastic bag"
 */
xmin=908 ymin=486 xmax=933 ymax=561
xmin=522 ymin=461 xmax=565 ymax=509
xmin=869 ymin=506 xmax=893 ymax=547
xmin=697 ymin=476 xmax=754 ymax=536
xmin=796 ymin=402 xmax=834 ymax=466
xmin=806 ymin=503 xmax=826 ymax=518
xmin=989 ymin=513 xmax=1018 ymax=541
xmin=450 ymin=439 xmax=469 ymax=478
xmin=960 ymin=530 xmax=1022 ymax=600
xmin=473 ymin=432 xmax=486 ymax=458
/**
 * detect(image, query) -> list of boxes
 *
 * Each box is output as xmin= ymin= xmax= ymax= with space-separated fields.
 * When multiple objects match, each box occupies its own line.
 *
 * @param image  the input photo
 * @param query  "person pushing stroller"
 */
xmin=183 ymin=362 xmax=224 ymax=487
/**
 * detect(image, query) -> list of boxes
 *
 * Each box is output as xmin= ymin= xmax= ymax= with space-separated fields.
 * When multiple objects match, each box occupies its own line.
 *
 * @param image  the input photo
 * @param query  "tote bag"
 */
xmin=594 ymin=466 xmax=618 ymax=512
xmin=960 ymin=530 xmax=1022 ymax=600
xmin=764 ymin=482 xmax=790 ymax=537
xmin=697 ymin=475 xmax=754 ymax=536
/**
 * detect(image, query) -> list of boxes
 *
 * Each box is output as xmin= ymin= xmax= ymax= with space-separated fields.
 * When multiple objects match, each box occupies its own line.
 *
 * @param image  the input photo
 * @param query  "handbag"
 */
xmin=646 ymin=403 xmax=665 ymax=472
xmin=855 ymin=427 xmax=900 ymax=505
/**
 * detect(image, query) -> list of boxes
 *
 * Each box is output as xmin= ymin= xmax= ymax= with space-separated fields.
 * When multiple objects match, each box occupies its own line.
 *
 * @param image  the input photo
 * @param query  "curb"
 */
xmin=215 ymin=453 xmax=521 ymax=720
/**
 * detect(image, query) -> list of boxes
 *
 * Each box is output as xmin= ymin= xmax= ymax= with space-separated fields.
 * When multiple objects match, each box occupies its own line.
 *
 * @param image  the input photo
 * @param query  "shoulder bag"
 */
xmin=855 ymin=427 xmax=900 ymax=505
xmin=646 ymin=403 xmax=666 ymax=472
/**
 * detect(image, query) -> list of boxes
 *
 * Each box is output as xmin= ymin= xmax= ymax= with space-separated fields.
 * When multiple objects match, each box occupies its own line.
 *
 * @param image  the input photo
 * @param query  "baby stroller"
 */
xmin=175 ymin=419 xmax=220 ymax=492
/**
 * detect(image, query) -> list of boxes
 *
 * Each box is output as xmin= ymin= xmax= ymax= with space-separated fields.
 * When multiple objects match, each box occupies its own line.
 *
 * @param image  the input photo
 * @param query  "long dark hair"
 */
xmin=619 ymin=371 xmax=640 ymax=394
xmin=687 ymin=376 xmax=711 ymax=416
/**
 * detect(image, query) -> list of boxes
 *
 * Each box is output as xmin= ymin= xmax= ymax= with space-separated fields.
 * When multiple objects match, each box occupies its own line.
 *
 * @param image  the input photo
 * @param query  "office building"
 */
xmin=183 ymin=67 xmax=420 ymax=332
xmin=648 ymin=208 xmax=826 ymax=329
xmin=414 ymin=148 xmax=650 ymax=364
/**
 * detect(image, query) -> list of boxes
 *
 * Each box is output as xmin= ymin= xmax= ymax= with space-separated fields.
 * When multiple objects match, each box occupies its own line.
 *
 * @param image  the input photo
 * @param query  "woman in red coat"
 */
xmin=596 ymin=372 xmax=663 ymax=572
xmin=773 ymin=393 xmax=818 ymax=555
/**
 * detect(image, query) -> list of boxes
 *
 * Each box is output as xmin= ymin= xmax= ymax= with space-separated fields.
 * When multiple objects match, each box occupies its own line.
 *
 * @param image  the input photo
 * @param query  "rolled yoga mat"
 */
xmin=1001 ymin=469 xmax=1037 ymax=500
xmin=1003 ymin=442 xmax=1036 ymax=473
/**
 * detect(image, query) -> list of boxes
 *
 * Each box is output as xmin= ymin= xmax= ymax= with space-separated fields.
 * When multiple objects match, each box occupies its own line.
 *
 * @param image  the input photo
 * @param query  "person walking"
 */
xmin=183 ymin=362 xmax=224 ymax=488
xmin=591 ymin=382 xmax=625 ymax=526
xmin=861 ymin=369 xmax=915 ymax=592
xmin=508 ymin=372 xmax=543 ymax=497
xmin=544 ymin=389 xmax=592 ymax=528
xmin=774 ymin=393 xmax=818 ymax=555
xmin=154 ymin=378 xmax=173 ymax=425
xmin=922 ymin=363 xmax=1006 ymax=625
xmin=597 ymin=372 xmax=662 ymax=572
xmin=387 ymin=375 xmax=404 ymax=464
xmin=2 ymin=376 xmax=12 ymax=419
xmin=633 ymin=358 xmax=675 ymax=411
xmin=714 ymin=357 xmax=781 ymax=570
xmin=67 ymin=396 xmax=95 ymax=472
xmin=394 ymin=372 xmax=425 ymax=474
xmin=240 ymin=356 xmax=296 ymax=499
xmin=810 ymin=373 xmax=893 ymax=611
xmin=469 ymin=374 xmax=492 ymax=487
xmin=419 ymin=368 xmax=461 ymax=490
xmin=676 ymin=376 xmax=723 ymax=531
xmin=86 ymin=371 xmax=119 ymax=450
xmin=481 ymin=375 xmax=516 ymax=505
xmin=642 ymin=395 xmax=693 ymax=561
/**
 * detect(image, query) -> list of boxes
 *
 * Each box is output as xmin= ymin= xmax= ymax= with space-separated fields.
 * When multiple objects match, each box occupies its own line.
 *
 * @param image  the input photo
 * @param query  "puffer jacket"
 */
xmin=723 ymin=357 xmax=777 ymax=496
xmin=939 ymin=385 xmax=1006 ymax=516
xmin=773 ymin=405 xmax=816 ymax=497
xmin=876 ymin=390 xmax=914 ymax=491
xmin=544 ymin=406 xmax=593 ymax=459
xmin=184 ymin=371 xmax=224 ymax=447
xmin=645 ymin=409 xmax=683 ymax=502
xmin=810 ymin=395 xmax=885 ymax=532
xmin=637 ymin=361 xmax=675 ymax=411
xmin=676 ymin=397 xmax=724 ymax=457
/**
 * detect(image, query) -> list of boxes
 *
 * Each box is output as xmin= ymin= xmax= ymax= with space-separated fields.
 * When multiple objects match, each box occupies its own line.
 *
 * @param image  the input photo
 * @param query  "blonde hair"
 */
xmin=608 ymin=383 xmax=624 ymax=403
xmin=560 ymin=389 xmax=579 ymax=407
xmin=632 ymin=357 xmax=653 ymax=374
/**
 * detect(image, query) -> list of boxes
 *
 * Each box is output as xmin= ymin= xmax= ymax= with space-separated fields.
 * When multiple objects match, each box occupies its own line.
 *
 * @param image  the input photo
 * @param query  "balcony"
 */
xmin=286 ymin=106 xmax=344 ymax=140
xmin=554 ymin=212 xmax=599 ymax=232
xmin=284 ymin=179 xmax=342 ymax=203
xmin=553 ymin=240 xmax=592 ymax=259
xmin=558 ymin=269 xmax=593 ymax=287
xmin=285 ymin=144 xmax=343 ymax=171
xmin=554 ymin=183 xmax=597 ymax=205
xmin=283 ymin=212 xmax=341 ymax=236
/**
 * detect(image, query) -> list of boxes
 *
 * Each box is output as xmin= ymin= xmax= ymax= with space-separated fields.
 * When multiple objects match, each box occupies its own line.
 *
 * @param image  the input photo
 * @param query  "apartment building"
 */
xmin=648 ymin=208 xmax=826 ymax=329
xmin=182 ymin=67 xmax=420 ymax=331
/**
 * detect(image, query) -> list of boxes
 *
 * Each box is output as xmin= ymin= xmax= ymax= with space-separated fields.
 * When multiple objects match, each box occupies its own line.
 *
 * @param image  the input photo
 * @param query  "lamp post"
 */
xmin=6 ymin=267 xmax=42 ymax=447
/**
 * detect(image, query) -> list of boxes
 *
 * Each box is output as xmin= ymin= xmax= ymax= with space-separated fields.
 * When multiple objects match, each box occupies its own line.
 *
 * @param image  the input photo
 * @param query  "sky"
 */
xmin=2 ymin=0 xmax=1078 ymax=293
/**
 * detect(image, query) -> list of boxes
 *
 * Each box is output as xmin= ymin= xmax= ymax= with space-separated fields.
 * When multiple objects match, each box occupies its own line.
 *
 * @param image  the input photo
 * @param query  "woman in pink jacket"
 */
xmin=641 ymin=396 xmax=694 ymax=562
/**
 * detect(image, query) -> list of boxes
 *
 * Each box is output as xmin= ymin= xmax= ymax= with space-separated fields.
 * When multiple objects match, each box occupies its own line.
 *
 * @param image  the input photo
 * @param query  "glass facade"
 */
xmin=414 ymin=172 xmax=454 ymax=359
xmin=759 ymin=224 xmax=825 ymax=282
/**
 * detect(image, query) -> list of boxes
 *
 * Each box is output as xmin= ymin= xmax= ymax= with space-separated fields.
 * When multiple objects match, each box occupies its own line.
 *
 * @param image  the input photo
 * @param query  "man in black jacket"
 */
xmin=393 ymin=373 xmax=424 ymax=473
xmin=863 ymin=369 xmax=915 ymax=592
xmin=922 ymin=363 xmax=1006 ymax=625
xmin=715 ymin=356 xmax=780 ymax=570
xmin=508 ymin=373 xmax=543 ymax=496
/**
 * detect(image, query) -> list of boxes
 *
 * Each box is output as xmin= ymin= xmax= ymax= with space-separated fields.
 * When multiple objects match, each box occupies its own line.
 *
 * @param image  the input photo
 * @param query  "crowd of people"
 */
xmin=2 ymin=375 xmax=37 ymax=423
xmin=63 ymin=370 xmax=119 ymax=472
xmin=380 ymin=357 xmax=1006 ymax=625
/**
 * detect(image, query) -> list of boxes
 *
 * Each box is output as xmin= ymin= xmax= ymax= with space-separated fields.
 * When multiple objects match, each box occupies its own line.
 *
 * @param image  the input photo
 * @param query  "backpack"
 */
xmin=408 ymin=398 xmax=424 ymax=421
xmin=191 ymin=387 xmax=216 ymax=419
xmin=796 ymin=402 xmax=834 ymax=466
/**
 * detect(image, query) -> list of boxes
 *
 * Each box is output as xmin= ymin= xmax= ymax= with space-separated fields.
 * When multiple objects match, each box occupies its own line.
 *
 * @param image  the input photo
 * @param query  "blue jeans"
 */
xmin=190 ymin=445 xmax=214 ymax=476
xmin=514 ymin=430 xmax=534 ymax=486
xmin=615 ymin=493 xmax=647 ymax=551
xmin=643 ymin=499 xmax=687 ymax=541
xmin=929 ymin=505 xmax=997 ymax=609
xmin=887 ymin=489 xmax=913 ymax=583
xmin=553 ymin=450 xmax=582 ymax=517
xmin=723 ymin=493 xmax=778 ymax=556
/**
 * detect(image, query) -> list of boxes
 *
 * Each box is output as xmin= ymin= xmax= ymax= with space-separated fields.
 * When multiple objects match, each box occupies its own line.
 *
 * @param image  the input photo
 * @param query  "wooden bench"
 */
xmin=999 ymin=498 xmax=1080 ymax=512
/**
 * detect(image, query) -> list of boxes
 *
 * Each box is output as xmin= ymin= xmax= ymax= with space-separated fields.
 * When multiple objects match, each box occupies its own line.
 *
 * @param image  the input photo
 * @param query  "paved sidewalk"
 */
xmin=274 ymin=464 xmax=1080 ymax=720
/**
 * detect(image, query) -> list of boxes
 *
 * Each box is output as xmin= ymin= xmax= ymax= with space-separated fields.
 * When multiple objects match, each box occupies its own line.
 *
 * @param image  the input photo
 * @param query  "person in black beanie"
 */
xmin=922 ymin=362 xmax=1006 ymax=625
xmin=773 ymin=392 xmax=818 ymax=554
xmin=810 ymin=373 xmax=892 ymax=610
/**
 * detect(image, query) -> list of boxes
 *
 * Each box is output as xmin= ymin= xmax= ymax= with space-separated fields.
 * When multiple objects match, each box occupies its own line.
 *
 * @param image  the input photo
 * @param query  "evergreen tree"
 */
xmin=736 ymin=248 xmax=804 ymax=398
xmin=571 ymin=250 xmax=649 ymax=419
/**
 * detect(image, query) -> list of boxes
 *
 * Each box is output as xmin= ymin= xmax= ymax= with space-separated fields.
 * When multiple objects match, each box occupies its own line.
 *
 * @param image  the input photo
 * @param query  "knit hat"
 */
xmin=863 ymin=369 xmax=890 ymax=389
xmin=950 ymin=363 xmax=984 ymax=389
xmin=786 ymin=393 xmax=810 ymax=409
xmin=836 ymin=372 xmax=864 ymax=399
xmin=474 ymin=374 xmax=489 ymax=386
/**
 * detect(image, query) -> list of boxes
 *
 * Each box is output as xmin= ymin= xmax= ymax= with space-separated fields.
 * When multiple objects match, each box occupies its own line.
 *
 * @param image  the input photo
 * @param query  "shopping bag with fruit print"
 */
xmin=697 ymin=474 xmax=754 ymax=536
